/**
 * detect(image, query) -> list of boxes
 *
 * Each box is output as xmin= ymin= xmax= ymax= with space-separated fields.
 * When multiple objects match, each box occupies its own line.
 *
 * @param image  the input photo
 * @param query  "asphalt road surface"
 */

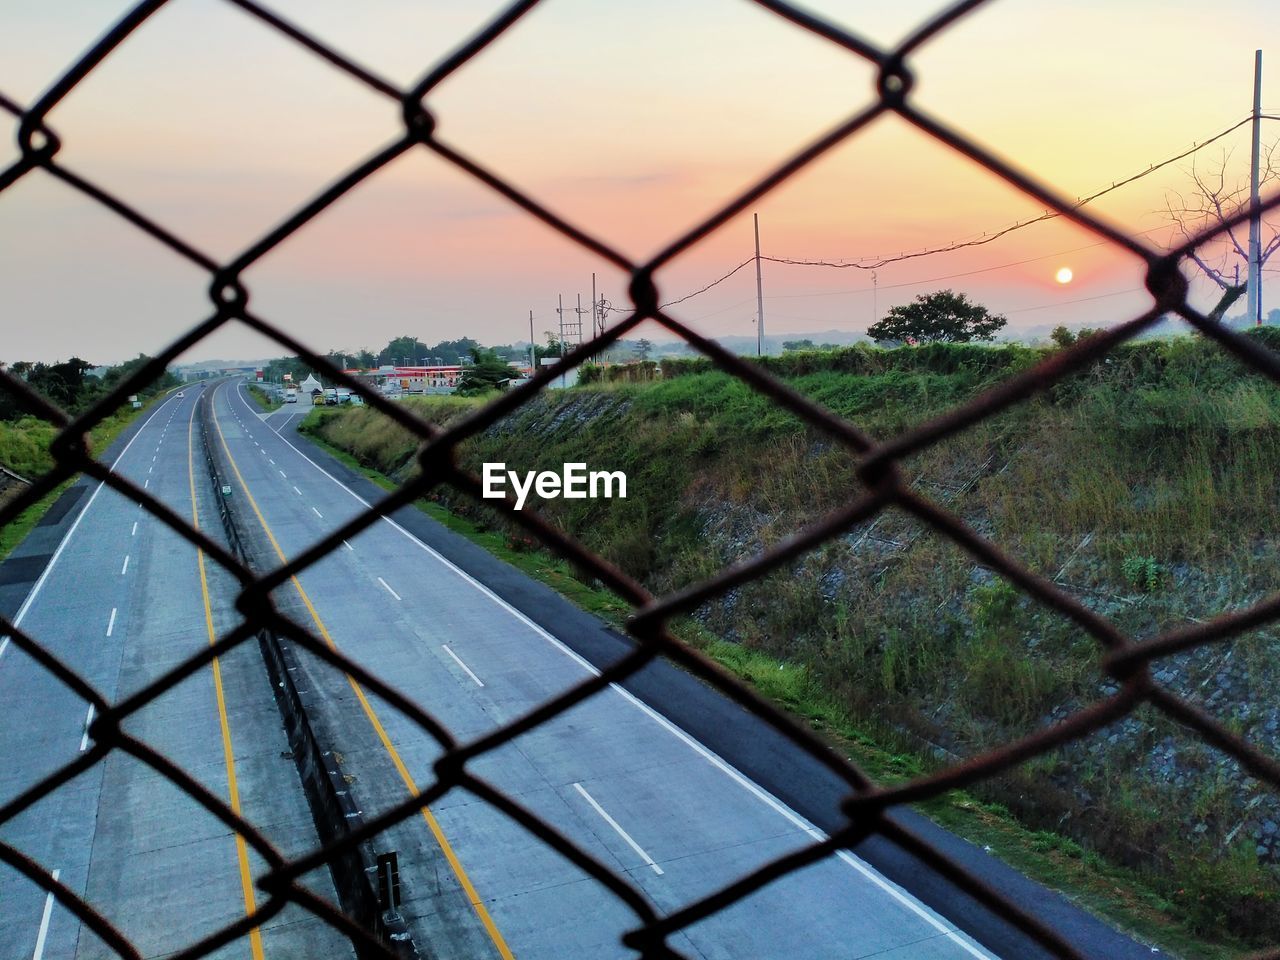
xmin=211 ymin=380 xmax=1002 ymax=960
xmin=0 ymin=387 xmax=352 ymax=960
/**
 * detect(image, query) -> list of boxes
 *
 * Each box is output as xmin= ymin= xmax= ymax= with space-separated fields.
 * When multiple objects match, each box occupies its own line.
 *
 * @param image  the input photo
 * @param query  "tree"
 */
xmin=1049 ymin=325 xmax=1099 ymax=348
xmin=429 ymin=338 xmax=481 ymax=365
xmin=455 ymin=348 xmax=514 ymax=396
xmin=264 ymin=356 xmax=313 ymax=384
xmin=534 ymin=332 xmax=563 ymax=363
xmin=325 ymin=350 xmax=354 ymax=371
xmin=782 ymin=339 xmax=816 ymax=352
xmin=379 ymin=336 xmax=428 ymax=366
xmin=26 ymin=357 xmax=95 ymax=407
xmin=1163 ymin=142 xmax=1280 ymax=321
xmin=868 ymin=290 xmax=1006 ymax=344
xmin=634 ymin=338 xmax=653 ymax=361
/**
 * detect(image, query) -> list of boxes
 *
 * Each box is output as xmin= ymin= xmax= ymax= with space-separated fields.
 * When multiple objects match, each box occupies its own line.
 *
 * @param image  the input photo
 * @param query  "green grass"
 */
xmin=0 ymin=478 xmax=76 ymax=562
xmin=246 ymin=384 xmax=283 ymax=412
xmin=0 ymin=390 xmax=176 ymax=560
xmin=297 ymin=413 xmax=1262 ymax=959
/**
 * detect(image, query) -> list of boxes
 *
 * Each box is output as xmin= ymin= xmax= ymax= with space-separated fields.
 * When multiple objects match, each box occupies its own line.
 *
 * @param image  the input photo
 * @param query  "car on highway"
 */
xmin=177 ymin=392 xmax=185 ymax=398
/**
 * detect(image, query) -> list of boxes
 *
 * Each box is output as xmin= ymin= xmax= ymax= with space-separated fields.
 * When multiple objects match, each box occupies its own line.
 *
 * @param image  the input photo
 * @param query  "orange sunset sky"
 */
xmin=2 ymin=0 xmax=1278 ymax=364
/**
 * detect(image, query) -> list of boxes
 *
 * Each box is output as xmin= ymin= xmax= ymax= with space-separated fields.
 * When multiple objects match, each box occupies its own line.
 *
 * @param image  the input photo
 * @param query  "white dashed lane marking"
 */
xmin=443 ymin=645 xmax=485 ymax=687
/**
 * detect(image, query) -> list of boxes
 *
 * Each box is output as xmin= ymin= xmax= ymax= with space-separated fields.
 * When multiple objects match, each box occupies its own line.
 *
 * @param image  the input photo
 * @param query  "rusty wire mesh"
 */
xmin=3 ymin=1 xmax=1280 ymax=959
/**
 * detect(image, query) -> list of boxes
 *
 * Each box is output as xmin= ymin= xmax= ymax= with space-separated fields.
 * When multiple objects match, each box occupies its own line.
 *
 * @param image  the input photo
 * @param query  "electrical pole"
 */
xmin=557 ymin=294 xmax=565 ymax=360
xmin=529 ymin=309 xmax=535 ymax=374
xmin=575 ymin=294 xmax=588 ymax=351
xmin=591 ymin=272 xmax=601 ymax=358
xmin=753 ymin=213 xmax=766 ymax=357
xmin=871 ymin=270 xmax=878 ymax=325
xmin=1248 ymin=49 xmax=1263 ymax=326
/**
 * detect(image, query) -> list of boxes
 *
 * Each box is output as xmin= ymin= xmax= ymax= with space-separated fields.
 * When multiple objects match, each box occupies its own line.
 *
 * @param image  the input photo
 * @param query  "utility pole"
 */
xmin=575 ymin=293 xmax=588 ymax=347
xmin=528 ymin=309 xmax=535 ymax=374
xmin=557 ymin=294 xmax=566 ymax=360
xmin=871 ymin=270 xmax=878 ymax=325
xmin=591 ymin=271 xmax=602 ymax=349
xmin=1248 ymin=49 xmax=1263 ymax=326
xmin=753 ymin=213 xmax=766 ymax=357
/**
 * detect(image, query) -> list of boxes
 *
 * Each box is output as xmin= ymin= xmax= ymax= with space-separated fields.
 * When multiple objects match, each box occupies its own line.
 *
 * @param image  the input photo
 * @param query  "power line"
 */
xmin=763 ymin=115 xmax=1261 ymax=272
xmin=1004 ymin=288 xmax=1145 ymax=314
xmin=620 ymin=115 xmax=1274 ymax=318
xmin=659 ymin=257 xmax=755 ymax=309
xmin=762 ymin=226 xmax=1169 ymax=302
xmin=809 ymin=287 xmax=1147 ymax=324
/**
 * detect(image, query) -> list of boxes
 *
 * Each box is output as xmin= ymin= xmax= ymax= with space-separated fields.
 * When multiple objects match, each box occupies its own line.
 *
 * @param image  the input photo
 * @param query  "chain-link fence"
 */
xmin=3 ymin=2 xmax=1280 ymax=958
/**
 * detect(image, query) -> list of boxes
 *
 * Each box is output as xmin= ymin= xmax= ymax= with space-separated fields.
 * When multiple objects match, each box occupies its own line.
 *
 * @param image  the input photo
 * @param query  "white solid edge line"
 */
xmin=79 ymin=704 xmax=94 ymax=752
xmin=32 ymin=866 xmax=61 ymax=960
xmin=273 ymin=411 xmax=298 ymax=435
xmin=105 ymin=608 xmax=117 ymax=638
xmin=377 ymin=576 xmax=402 ymax=601
xmin=573 ymin=782 xmax=663 ymax=875
xmin=0 ymin=392 xmax=182 ymax=661
xmin=442 ymin=644 xmax=485 ymax=687
xmin=231 ymin=381 xmax=994 ymax=959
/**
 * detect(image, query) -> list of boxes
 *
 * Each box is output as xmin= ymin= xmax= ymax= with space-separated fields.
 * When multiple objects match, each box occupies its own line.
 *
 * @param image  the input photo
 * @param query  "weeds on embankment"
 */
xmin=306 ymin=333 xmax=1280 ymax=955
xmin=0 ymin=392 xmax=175 ymax=559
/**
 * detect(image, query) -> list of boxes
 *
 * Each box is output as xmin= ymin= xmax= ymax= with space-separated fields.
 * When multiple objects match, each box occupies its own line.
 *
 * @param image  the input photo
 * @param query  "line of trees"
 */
xmin=0 ymin=354 xmax=180 ymax=422
xmin=262 ymin=335 xmax=550 ymax=387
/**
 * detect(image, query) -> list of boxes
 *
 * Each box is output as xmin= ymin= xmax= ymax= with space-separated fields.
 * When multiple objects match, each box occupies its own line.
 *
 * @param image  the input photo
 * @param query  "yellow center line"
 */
xmin=187 ymin=398 xmax=266 ymax=960
xmin=209 ymin=384 xmax=515 ymax=960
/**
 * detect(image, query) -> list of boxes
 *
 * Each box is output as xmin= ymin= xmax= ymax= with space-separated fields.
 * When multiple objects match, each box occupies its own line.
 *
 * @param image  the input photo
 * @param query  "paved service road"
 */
xmin=212 ymin=379 xmax=998 ymax=960
xmin=0 ymin=387 xmax=352 ymax=960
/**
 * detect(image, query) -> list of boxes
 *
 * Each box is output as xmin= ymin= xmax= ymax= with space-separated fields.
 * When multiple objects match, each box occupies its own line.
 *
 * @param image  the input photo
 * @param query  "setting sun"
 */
xmin=1055 ymin=266 xmax=1074 ymax=284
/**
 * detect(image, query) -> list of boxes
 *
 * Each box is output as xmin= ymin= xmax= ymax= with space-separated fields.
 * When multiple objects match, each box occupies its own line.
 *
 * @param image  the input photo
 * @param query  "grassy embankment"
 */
xmin=0 ymin=390 xmax=177 ymax=559
xmin=245 ymin=384 xmax=283 ymax=412
xmin=302 ymin=334 xmax=1280 ymax=959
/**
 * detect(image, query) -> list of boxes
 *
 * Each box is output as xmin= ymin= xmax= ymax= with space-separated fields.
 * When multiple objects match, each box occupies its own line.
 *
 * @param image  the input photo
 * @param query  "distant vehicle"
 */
xmin=312 ymin=391 xmax=325 ymax=405
xmin=323 ymin=387 xmax=339 ymax=406
xmin=284 ymin=388 xmax=298 ymax=403
xmin=177 ymin=392 xmax=185 ymax=398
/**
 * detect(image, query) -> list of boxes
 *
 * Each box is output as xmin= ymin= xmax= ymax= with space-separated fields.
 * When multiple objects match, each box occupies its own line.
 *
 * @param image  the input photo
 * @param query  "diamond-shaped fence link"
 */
xmin=3 ymin=2 xmax=1280 ymax=959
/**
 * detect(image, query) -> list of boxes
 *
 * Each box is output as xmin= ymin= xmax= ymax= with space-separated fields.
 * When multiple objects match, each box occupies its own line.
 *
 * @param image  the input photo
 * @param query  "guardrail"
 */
xmin=197 ymin=387 xmax=418 ymax=960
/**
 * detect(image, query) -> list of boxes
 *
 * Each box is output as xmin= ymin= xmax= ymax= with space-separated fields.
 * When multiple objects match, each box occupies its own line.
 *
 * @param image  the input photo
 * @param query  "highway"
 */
xmin=0 ymin=387 xmax=352 ymax=960
xmin=210 ymin=378 xmax=999 ymax=960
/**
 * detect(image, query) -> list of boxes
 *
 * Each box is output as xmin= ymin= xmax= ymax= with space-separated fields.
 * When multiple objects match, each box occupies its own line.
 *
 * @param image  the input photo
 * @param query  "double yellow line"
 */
xmin=208 ymin=384 xmax=514 ymax=959
xmin=186 ymin=397 xmax=265 ymax=960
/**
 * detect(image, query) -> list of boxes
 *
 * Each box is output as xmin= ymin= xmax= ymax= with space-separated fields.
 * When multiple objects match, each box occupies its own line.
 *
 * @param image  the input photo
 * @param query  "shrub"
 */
xmin=1121 ymin=555 xmax=1163 ymax=592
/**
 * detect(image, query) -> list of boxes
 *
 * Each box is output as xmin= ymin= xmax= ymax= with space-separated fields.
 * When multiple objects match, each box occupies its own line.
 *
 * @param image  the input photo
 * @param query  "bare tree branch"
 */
xmin=1163 ymin=141 xmax=1280 ymax=310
